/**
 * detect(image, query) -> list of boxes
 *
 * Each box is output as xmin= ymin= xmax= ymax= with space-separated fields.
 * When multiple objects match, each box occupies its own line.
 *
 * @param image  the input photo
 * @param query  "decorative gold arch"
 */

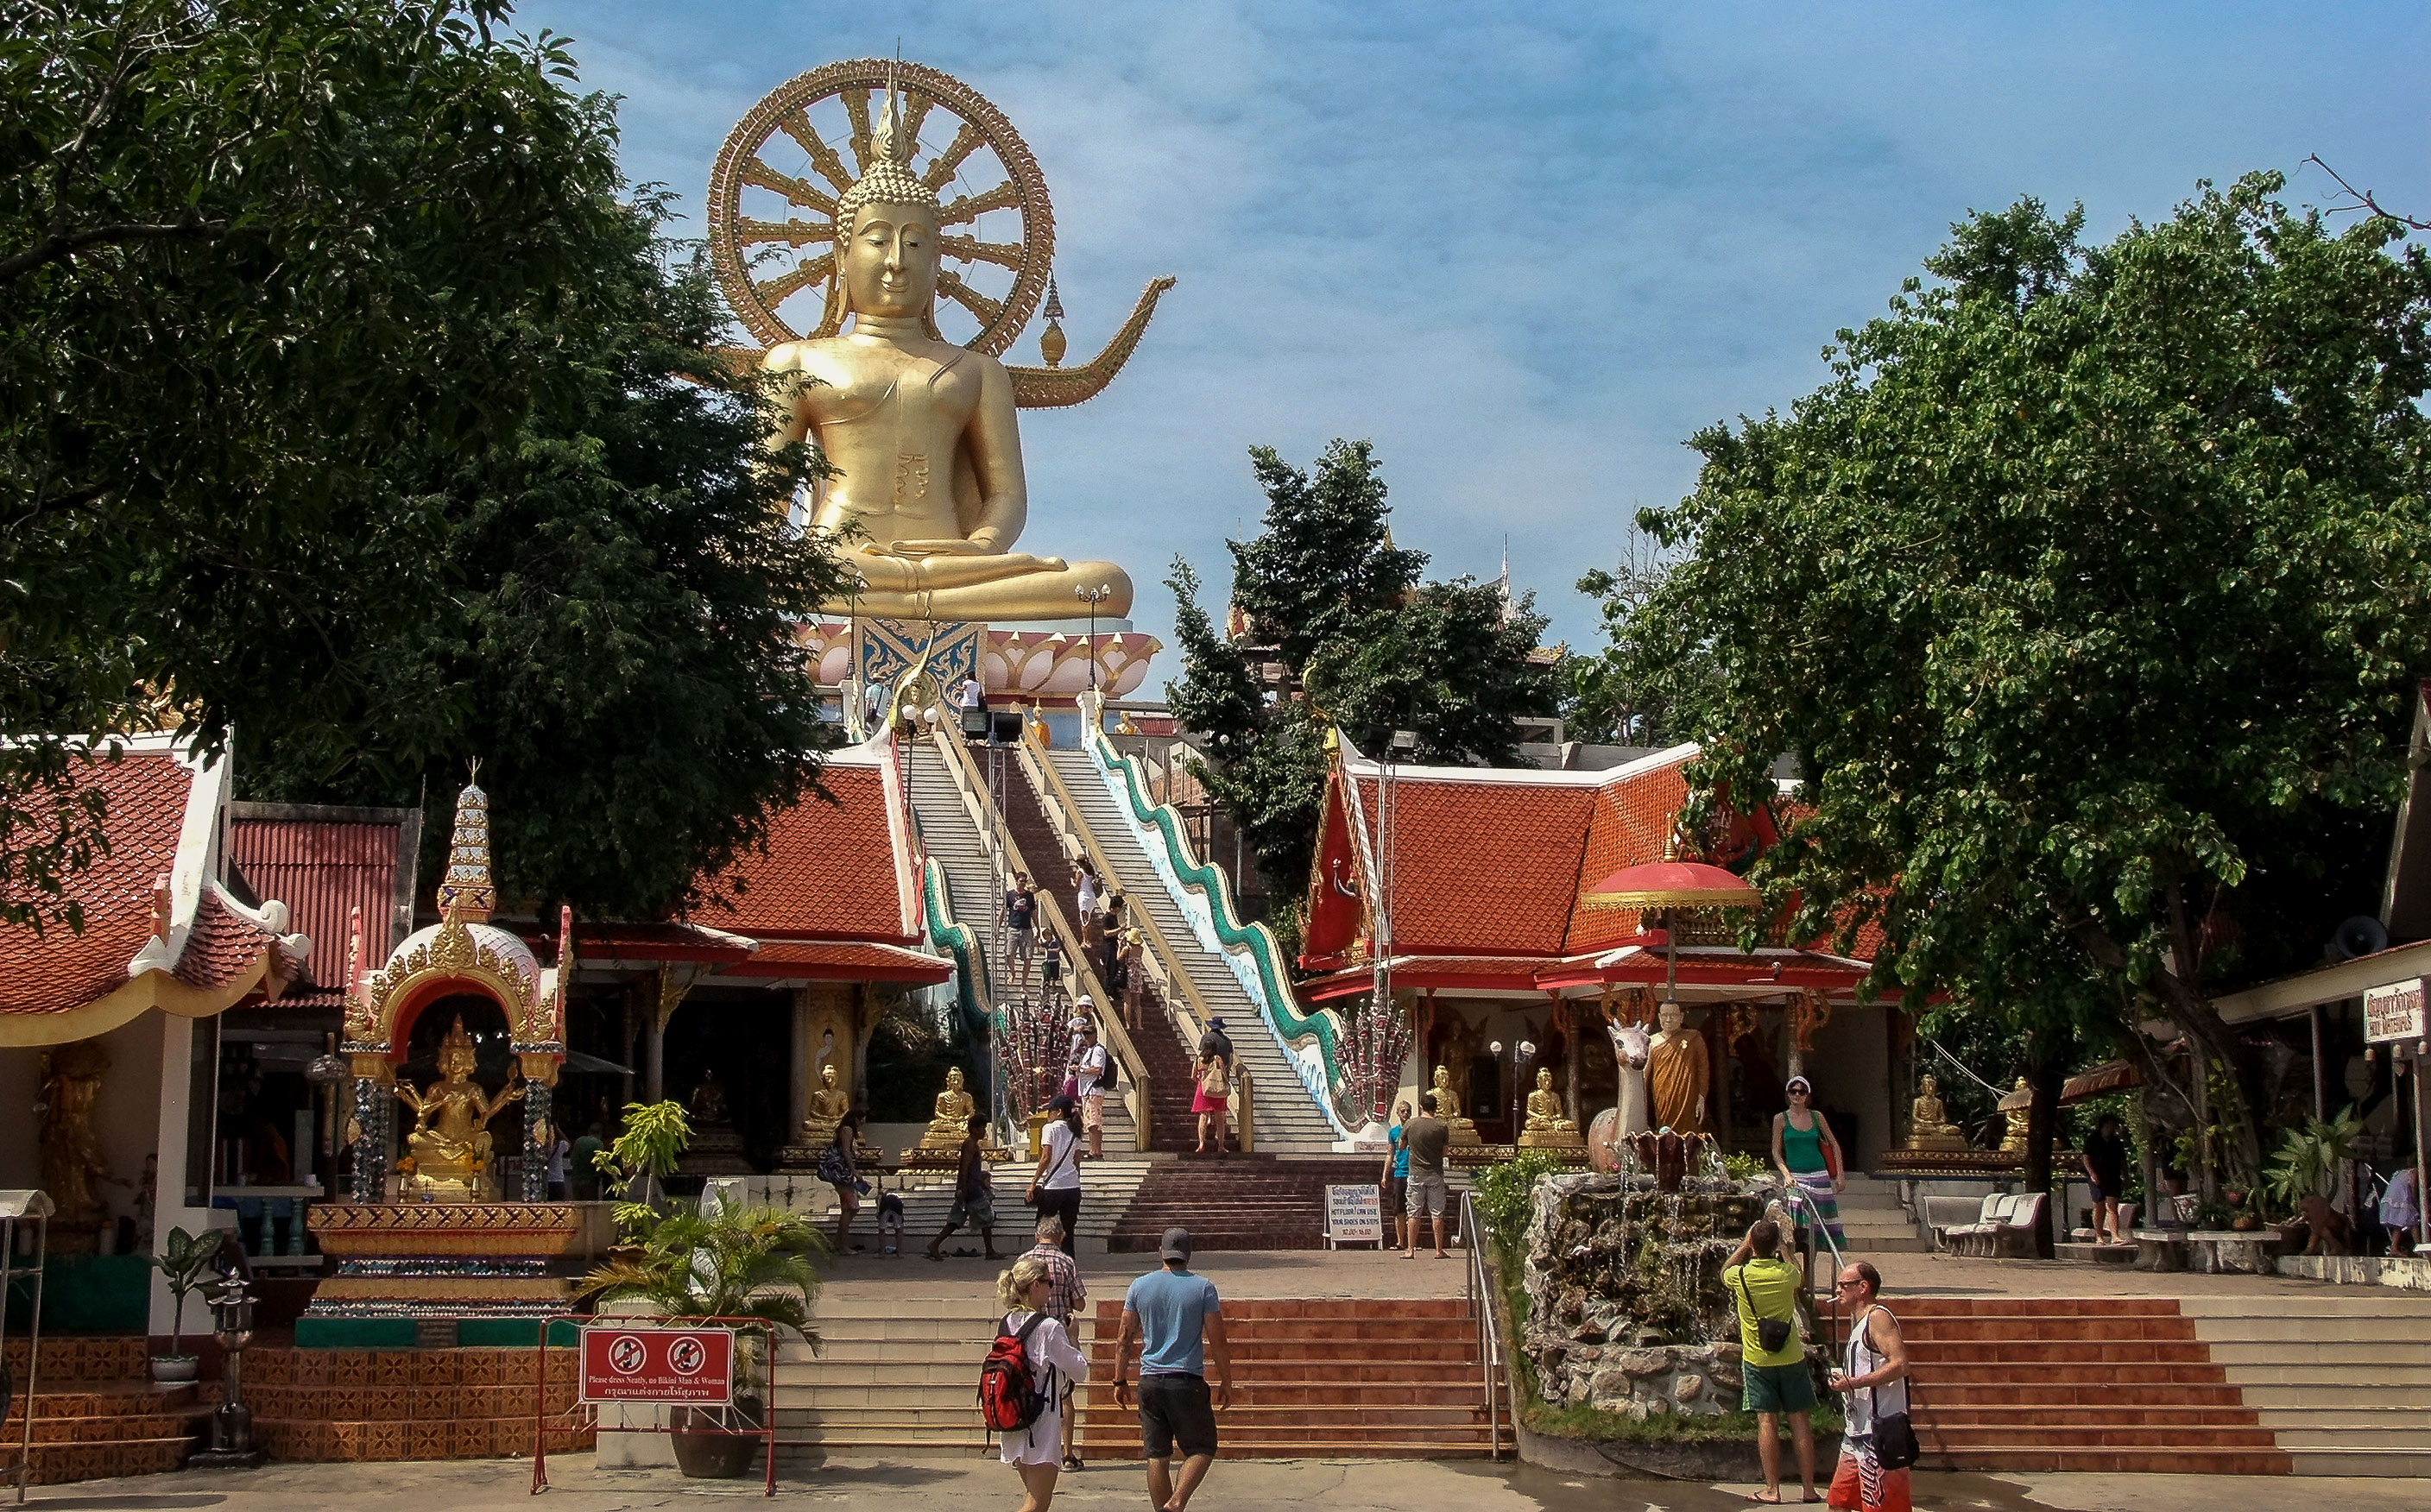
xmin=343 ymin=912 xmax=543 ymax=1062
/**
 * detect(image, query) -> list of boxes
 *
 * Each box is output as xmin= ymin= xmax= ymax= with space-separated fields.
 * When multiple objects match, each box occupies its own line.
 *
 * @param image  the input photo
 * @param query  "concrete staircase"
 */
xmin=0 ymin=1337 xmax=207 ymax=1485
xmin=734 ymin=1155 xmax=1158 ymax=1257
xmin=1900 ymin=1297 xmax=2288 ymax=1474
xmin=1077 ymin=1297 xmax=1504 ymax=1458
xmin=906 ymin=740 xmax=1008 ymax=993
xmin=1038 ymin=746 xmax=1338 ymax=1150
xmin=1833 ymin=1175 xmax=1927 ymax=1255
xmin=774 ymin=1293 xmax=1013 ymax=1458
xmin=2185 ymin=1292 xmax=2431 ymax=1477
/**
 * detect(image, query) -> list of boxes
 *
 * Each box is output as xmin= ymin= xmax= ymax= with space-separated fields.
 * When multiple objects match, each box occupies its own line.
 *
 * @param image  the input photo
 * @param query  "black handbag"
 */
xmin=1733 ymin=1267 xmax=1792 ymax=1353
xmin=1851 ymin=1306 xmax=1921 ymax=1470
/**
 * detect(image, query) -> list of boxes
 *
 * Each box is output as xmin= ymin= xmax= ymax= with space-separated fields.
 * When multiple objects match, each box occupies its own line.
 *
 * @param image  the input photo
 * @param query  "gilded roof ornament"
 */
xmin=435 ymin=762 xmax=495 ymax=923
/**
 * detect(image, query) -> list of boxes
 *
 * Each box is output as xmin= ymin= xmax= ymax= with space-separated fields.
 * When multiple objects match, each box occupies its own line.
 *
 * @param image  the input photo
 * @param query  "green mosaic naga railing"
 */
xmin=1087 ymin=728 xmax=1351 ymax=1131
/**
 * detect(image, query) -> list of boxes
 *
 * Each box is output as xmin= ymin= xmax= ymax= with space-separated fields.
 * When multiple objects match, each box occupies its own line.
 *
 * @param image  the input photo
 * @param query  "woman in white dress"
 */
xmin=998 ymin=1256 xmax=1091 ymax=1510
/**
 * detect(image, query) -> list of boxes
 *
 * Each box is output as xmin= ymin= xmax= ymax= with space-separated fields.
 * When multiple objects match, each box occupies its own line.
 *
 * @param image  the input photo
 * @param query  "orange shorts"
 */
xmin=1828 ymin=1452 xmax=1910 ymax=1512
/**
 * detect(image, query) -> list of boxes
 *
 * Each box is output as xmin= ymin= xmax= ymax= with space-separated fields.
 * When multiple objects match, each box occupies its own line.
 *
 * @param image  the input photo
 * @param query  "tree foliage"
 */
xmin=1620 ymin=173 xmax=2431 ymax=1191
xmin=1167 ymin=441 xmax=1558 ymax=945
xmin=3 ymin=1 xmax=841 ymax=924
xmin=1568 ymin=539 xmax=1701 ymax=748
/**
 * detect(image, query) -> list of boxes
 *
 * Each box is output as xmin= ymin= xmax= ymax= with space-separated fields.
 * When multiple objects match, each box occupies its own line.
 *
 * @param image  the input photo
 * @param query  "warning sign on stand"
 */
xmin=578 ymin=1326 xmax=735 ymax=1405
xmin=1324 ymin=1183 xmax=1383 ymax=1247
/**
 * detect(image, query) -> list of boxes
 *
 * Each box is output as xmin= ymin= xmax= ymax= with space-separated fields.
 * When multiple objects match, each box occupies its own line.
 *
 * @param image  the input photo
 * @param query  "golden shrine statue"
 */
xmin=395 ymin=1017 xmax=525 ymax=1200
xmin=803 ymin=1062 xmax=852 ymax=1150
xmin=1518 ymin=1068 xmax=1583 ymax=1150
xmin=2000 ymin=1076 xmax=2031 ymax=1153
xmin=1432 ymin=1064 xmax=1481 ymax=1147
xmin=709 ymin=61 xmax=1172 ymax=623
xmin=39 ymin=1041 xmax=117 ymax=1240
xmin=1645 ymin=999 xmax=1710 ymax=1136
xmin=917 ymin=1065 xmax=980 ymax=1151
xmin=1905 ymin=1074 xmax=1969 ymax=1152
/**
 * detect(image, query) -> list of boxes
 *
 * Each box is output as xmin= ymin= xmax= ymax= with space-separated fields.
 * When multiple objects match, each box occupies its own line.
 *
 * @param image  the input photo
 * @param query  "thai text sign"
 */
xmin=1325 ymin=1184 xmax=1382 ymax=1244
xmin=578 ymin=1326 xmax=735 ymax=1405
xmin=2365 ymin=979 xmax=2428 ymax=1045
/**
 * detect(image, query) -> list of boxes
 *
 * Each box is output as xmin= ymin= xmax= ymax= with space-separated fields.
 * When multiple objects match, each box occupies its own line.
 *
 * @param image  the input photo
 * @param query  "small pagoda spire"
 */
xmin=435 ymin=760 xmax=496 ymax=923
xmin=1039 ymin=276 xmax=1067 ymax=368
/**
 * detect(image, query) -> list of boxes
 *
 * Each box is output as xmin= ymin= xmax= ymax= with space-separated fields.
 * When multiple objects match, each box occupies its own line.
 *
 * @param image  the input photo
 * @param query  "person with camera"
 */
xmin=1825 ymin=1262 xmax=1914 ymax=1512
xmin=1724 ymin=1219 xmax=1815 ymax=1504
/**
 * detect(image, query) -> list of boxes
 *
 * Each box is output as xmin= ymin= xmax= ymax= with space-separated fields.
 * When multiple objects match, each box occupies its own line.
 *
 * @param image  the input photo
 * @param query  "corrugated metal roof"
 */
xmin=229 ymin=814 xmax=407 ymax=992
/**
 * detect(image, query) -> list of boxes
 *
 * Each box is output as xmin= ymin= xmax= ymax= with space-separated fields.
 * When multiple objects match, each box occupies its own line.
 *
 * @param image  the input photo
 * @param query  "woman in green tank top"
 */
xmin=1772 ymin=1076 xmax=1846 ymax=1245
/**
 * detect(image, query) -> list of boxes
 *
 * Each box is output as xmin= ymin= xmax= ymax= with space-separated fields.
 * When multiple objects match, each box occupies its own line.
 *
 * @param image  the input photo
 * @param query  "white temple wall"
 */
xmin=1800 ymin=1003 xmax=1894 ymax=1172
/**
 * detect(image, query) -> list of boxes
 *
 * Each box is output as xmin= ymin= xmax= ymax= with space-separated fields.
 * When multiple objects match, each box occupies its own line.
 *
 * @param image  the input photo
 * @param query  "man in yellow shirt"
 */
xmin=1723 ymin=1219 xmax=1815 ymax=1504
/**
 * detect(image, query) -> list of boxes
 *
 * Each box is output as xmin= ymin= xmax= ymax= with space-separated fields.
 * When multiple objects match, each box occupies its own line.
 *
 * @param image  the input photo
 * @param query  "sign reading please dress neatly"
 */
xmin=578 ymin=1326 xmax=735 ymax=1404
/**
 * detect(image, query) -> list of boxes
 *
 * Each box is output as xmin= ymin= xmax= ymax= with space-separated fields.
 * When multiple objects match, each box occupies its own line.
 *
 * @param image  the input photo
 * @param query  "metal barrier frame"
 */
xmin=1457 ymin=1190 xmax=1506 ymax=1461
xmin=530 ymin=1315 xmax=779 ymax=1497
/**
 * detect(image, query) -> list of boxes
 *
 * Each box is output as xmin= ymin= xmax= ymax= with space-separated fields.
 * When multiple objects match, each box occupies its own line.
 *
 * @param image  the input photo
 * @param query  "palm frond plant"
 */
xmin=590 ymin=1099 xmax=693 ymax=1240
xmin=2264 ymin=1106 xmax=2365 ymax=1218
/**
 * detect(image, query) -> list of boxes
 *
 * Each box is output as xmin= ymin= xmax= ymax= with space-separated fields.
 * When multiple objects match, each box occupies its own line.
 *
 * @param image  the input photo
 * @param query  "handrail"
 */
xmin=1459 ymin=1188 xmax=1505 ymax=1461
xmin=929 ymin=724 xmax=1153 ymax=1153
xmin=1017 ymin=728 xmax=1254 ymax=1153
xmin=1083 ymin=721 xmax=1348 ymax=1134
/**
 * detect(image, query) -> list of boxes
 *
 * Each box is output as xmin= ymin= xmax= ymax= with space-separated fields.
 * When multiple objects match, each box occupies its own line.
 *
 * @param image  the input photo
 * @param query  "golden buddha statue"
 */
xmin=1906 ymin=1074 xmax=1969 ymax=1152
xmin=764 ymin=84 xmax=1131 ymax=623
xmin=2000 ymin=1076 xmax=2030 ymax=1153
xmin=1432 ymin=1063 xmax=1481 ymax=1147
xmin=396 ymin=1017 xmax=524 ymax=1200
xmin=802 ymin=1062 xmax=852 ymax=1150
xmin=917 ymin=1065 xmax=980 ymax=1152
xmin=1518 ymin=1068 xmax=1583 ymax=1150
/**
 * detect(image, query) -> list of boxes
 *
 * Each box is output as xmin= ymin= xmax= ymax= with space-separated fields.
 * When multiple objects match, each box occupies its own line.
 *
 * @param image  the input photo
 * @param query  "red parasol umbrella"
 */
xmin=1583 ymin=854 xmax=1761 ymax=1002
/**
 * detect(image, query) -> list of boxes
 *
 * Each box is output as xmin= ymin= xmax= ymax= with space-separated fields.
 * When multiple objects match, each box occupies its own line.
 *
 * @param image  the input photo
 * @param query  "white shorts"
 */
xmin=1081 ymin=1093 xmax=1106 ymax=1131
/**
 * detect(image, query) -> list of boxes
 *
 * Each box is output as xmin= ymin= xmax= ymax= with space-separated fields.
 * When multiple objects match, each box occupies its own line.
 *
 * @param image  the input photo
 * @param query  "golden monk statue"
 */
xmin=1518 ymin=1068 xmax=1583 ymax=1149
xmin=764 ymin=85 xmax=1131 ymax=622
xmin=2000 ymin=1076 xmax=2030 ymax=1153
xmin=803 ymin=1062 xmax=851 ymax=1150
xmin=918 ymin=1065 xmax=980 ymax=1152
xmin=396 ymin=1017 xmax=524 ymax=1200
xmin=1431 ymin=1064 xmax=1481 ymax=1147
xmin=1906 ymin=1073 xmax=1968 ymax=1152
xmin=1645 ymin=999 xmax=1709 ymax=1136
xmin=40 ymin=1042 xmax=118 ymax=1241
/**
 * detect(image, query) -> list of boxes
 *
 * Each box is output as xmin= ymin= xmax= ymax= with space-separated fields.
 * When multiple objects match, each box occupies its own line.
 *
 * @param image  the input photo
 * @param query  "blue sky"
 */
xmin=515 ymin=0 xmax=2429 ymax=670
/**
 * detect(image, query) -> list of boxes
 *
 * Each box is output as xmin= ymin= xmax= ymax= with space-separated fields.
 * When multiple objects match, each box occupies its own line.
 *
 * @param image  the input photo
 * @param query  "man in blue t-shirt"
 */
xmin=1114 ymin=1227 xmax=1232 ymax=1512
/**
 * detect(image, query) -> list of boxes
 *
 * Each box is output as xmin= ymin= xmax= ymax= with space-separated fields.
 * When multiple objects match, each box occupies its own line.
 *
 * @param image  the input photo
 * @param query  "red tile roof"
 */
xmin=174 ymin=886 xmax=296 ymax=990
xmin=691 ymin=763 xmax=912 ymax=944
xmin=0 ymin=750 xmax=191 ymax=1016
xmin=722 ymin=941 xmax=952 ymax=984
xmin=228 ymin=812 xmax=407 ymax=992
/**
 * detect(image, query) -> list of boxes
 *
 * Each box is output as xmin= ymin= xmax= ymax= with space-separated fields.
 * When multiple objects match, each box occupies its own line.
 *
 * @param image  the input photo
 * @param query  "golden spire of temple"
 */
xmin=435 ymin=762 xmax=496 ymax=923
xmin=835 ymin=60 xmax=938 ymax=226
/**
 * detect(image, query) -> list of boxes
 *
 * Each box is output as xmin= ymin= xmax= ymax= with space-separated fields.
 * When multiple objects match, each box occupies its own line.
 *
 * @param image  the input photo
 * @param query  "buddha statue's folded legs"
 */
xmin=829 ymin=551 xmax=1134 ymax=622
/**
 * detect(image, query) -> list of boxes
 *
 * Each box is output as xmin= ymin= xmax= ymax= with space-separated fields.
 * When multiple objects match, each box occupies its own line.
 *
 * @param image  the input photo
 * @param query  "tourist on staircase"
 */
xmin=1774 ymin=1076 xmax=1846 ymax=1250
xmin=1403 ymin=1093 xmax=1452 ymax=1259
xmin=994 ymin=1256 xmax=1092 ymax=1511
xmin=1113 ymin=1227 xmax=1232 ymax=1512
xmin=1117 ymin=927 xmax=1146 ymax=1029
xmin=925 ymin=1113 xmax=1001 ymax=1263
xmin=1020 ymin=1216 xmax=1089 ymax=1473
xmin=1071 ymin=1021 xmax=1113 ymax=1159
xmin=1194 ymin=1043 xmax=1233 ymax=1156
xmin=1380 ymin=1099 xmax=1413 ymax=1252
xmin=1725 ymin=1219 xmax=1816 ymax=1504
xmin=1826 ymin=1262 xmax=1913 ymax=1512
xmin=821 ymin=1111 xmax=868 ymax=1255
xmin=1042 ymin=929 xmax=1067 ymax=1005
xmin=1029 ymin=1095 xmax=1085 ymax=1256
xmin=1081 ymin=907 xmax=1109 ymax=998
xmin=1006 ymin=873 xmax=1039 ymax=992
xmin=1074 ymin=858 xmax=1102 ymax=920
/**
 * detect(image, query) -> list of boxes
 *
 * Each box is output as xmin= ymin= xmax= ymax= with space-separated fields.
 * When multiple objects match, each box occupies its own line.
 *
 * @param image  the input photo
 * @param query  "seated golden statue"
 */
xmin=396 ymin=1017 xmax=524 ymax=1200
xmin=1432 ymin=1064 xmax=1481 ymax=1147
xmin=1906 ymin=1073 xmax=1969 ymax=1152
xmin=690 ymin=1068 xmax=731 ymax=1125
xmin=802 ymin=1063 xmax=851 ymax=1150
xmin=2000 ymin=1076 xmax=2030 ymax=1152
xmin=764 ymin=89 xmax=1130 ymax=623
xmin=917 ymin=1066 xmax=980 ymax=1151
xmin=1518 ymin=1068 xmax=1583 ymax=1149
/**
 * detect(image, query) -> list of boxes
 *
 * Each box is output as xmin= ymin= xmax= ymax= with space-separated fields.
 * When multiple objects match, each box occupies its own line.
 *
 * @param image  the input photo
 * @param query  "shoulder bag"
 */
xmin=1732 ymin=1266 xmax=1792 ymax=1353
xmin=1853 ymin=1306 xmax=1921 ymax=1470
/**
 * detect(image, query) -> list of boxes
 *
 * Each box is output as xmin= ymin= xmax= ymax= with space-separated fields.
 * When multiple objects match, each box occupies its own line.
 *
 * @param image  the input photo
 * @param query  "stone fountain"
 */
xmin=1517 ymin=1161 xmax=1827 ymax=1421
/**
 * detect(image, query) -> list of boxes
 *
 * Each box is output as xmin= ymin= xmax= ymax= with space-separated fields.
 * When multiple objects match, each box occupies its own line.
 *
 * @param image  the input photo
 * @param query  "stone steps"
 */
xmin=0 ymin=1342 xmax=208 ymax=1484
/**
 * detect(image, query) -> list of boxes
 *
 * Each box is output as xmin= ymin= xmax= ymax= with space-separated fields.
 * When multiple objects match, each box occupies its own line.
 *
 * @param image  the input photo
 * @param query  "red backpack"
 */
xmin=978 ymin=1311 xmax=1050 ymax=1432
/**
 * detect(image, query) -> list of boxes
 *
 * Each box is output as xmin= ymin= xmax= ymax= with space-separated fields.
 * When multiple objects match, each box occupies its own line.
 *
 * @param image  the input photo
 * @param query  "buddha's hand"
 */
xmin=889 ymin=537 xmax=994 ymax=557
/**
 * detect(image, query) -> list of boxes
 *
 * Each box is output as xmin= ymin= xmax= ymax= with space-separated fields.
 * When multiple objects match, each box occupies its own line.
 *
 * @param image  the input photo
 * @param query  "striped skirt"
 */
xmin=1792 ymin=1169 xmax=1845 ymax=1244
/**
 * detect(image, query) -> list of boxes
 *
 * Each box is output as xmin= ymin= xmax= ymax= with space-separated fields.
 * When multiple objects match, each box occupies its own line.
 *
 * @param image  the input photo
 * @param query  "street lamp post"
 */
xmin=1076 ymin=583 xmax=1114 ymax=697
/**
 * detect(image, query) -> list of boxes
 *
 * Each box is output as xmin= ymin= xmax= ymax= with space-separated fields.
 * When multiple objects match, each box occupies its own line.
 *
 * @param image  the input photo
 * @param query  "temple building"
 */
xmin=1296 ymin=733 xmax=1901 ymax=1166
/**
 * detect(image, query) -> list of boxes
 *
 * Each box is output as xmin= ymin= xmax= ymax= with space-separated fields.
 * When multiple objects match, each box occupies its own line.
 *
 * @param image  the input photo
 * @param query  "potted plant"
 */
xmin=582 ymin=1203 xmax=826 ymax=1478
xmin=2265 ymin=1106 xmax=2365 ymax=1249
xmin=147 ymin=1226 xmax=219 ymax=1383
xmin=589 ymin=1099 xmax=692 ymax=1251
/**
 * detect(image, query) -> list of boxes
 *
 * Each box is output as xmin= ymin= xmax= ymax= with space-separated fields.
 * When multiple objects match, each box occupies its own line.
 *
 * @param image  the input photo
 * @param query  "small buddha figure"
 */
xmin=2000 ymin=1077 xmax=2031 ymax=1153
xmin=919 ymin=1066 xmax=980 ymax=1151
xmin=1518 ymin=1068 xmax=1583 ymax=1149
xmin=1906 ymin=1073 xmax=1969 ymax=1152
xmin=1433 ymin=1064 xmax=1481 ymax=1147
xmin=763 ymin=82 xmax=1132 ymax=623
xmin=690 ymin=1068 xmax=731 ymax=1125
xmin=397 ymin=1017 xmax=524 ymax=1200
xmin=803 ymin=1063 xmax=852 ymax=1150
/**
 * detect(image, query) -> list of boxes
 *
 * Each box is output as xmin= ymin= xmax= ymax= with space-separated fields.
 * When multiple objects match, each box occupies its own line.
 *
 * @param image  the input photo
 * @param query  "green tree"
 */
xmin=1621 ymin=173 xmax=2431 ymax=1197
xmin=3 ymin=1 xmax=840 ymax=923
xmin=1568 ymin=537 xmax=1699 ymax=747
xmin=1167 ymin=442 xmax=1557 ymax=949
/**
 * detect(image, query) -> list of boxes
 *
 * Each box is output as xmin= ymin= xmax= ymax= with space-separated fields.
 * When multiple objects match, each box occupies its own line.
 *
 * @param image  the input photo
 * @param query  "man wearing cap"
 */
xmin=1113 ymin=1227 xmax=1231 ymax=1512
xmin=1070 ymin=1019 xmax=1113 ymax=1159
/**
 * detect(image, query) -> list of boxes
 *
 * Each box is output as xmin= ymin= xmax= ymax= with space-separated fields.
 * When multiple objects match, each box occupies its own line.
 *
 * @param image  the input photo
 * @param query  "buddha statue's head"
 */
xmin=1919 ymin=1074 xmax=1938 ymax=1095
xmin=821 ymin=1064 xmax=838 ymax=1088
xmin=1536 ymin=1068 xmax=1554 ymax=1091
xmin=1658 ymin=999 xmax=1685 ymax=1033
xmin=945 ymin=1066 xmax=965 ymax=1092
xmin=824 ymin=74 xmax=944 ymax=333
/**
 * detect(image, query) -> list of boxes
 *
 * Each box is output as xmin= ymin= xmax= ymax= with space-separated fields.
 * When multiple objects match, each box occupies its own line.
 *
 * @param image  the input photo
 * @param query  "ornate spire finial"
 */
xmin=435 ymin=764 xmax=496 ymax=923
xmin=834 ymin=59 xmax=940 ymax=232
xmin=1039 ymin=275 xmax=1067 ymax=367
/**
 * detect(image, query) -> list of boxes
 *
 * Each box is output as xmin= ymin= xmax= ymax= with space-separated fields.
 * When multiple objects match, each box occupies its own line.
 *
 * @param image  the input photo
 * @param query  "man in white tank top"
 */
xmin=1826 ymin=1263 xmax=1912 ymax=1512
